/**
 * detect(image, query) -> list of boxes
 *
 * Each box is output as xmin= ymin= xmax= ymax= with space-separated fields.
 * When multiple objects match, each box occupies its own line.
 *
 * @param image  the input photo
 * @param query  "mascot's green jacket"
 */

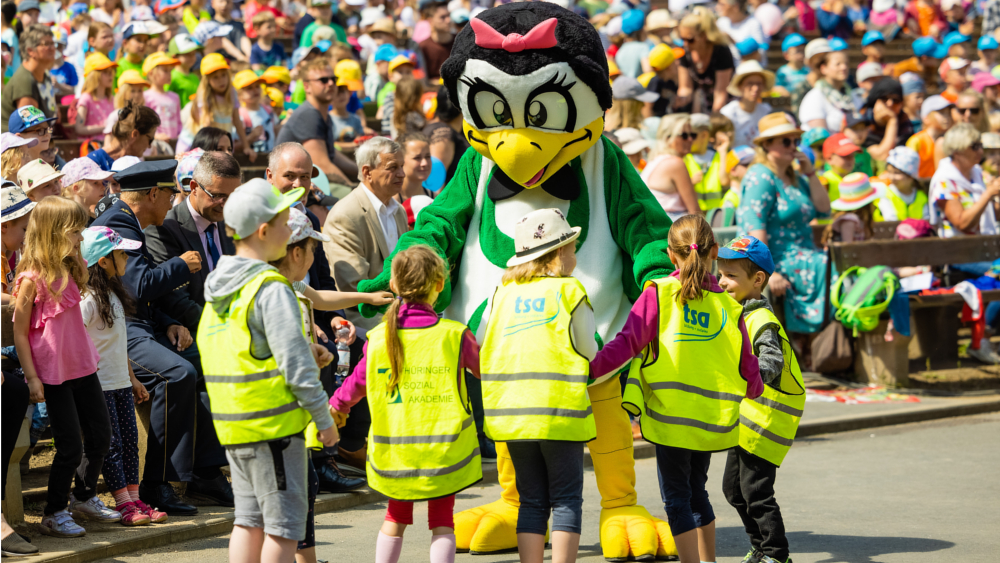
xmin=360 ymin=3 xmax=679 ymax=560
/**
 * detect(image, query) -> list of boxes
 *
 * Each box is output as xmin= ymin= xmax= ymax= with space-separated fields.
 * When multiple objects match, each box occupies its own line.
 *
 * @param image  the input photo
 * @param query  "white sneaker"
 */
xmin=69 ymin=494 xmax=121 ymax=522
xmin=39 ymin=510 xmax=86 ymax=538
xmin=968 ymin=343 xmax=1000 ymax=365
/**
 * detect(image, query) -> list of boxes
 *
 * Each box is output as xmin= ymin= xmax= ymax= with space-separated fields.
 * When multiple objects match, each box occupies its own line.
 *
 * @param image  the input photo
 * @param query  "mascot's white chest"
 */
xmin=445 ymin=141 xmax=633 ymax=340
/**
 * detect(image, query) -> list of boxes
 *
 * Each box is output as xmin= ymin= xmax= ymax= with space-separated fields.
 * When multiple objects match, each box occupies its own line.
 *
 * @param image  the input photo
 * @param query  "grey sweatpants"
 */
xmin=226 ymin=434 xmax=308 ymax=541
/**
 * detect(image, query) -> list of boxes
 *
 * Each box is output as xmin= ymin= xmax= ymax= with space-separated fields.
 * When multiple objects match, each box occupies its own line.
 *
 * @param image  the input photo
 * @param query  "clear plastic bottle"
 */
xmin=335 ymin=321 xmax=351 ymax=385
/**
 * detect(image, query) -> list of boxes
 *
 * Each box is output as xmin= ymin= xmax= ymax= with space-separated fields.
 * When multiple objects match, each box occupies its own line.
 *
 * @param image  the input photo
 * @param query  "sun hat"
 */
xmin=822 ymin=132 xmax=861 ymax=160
xmin=8 ymin=106 xmax=56 ymax=135
xmin=84 ymin=52 xmax=117 ymax=76
xmin=374 ymin=44 xmax=397 ymax=63
xmin=899 ymin=72 xmax=925 ymax=96
xmin=118 ymin=69 xmax=150 ymax=87
xmin=717 ymin=235 xmax=774 ymax=275
xmin=972 ymin=71 xmax=1000 ymax=93
xmin=612 ymin=75 xmax=659 ymax=103
xmin=648 ymin=43 xmax=676 ymax=72
xmin=781 ymin=33 xmax=806 ymax=52
xmin=828 ymin=37 xmax=848 ymax=51
xmin=233 ymin=69 xmax=263 ymax=90
xmin=1 ymin=132 xmax=38 ymax=154
xmin=727 ymin=60 xmax=775 ymax=97
xmin=861 ymin=30 xmax=885 ymax=47
xmin=913 ymin=36 xmax=947 ymax=58
xmin=359 ymin=6 xmax=383 ymax=28
xmin=645 ymin=9 xmax=676 ymax=32
xmin=369 ymin=17 xmax=396 ymax=38
xmin=142 ymin=51 xmax=180 ymax=76
xmin=831 ymin=172 xmax=883 ymax=211
xmin=804 ymin=38 xmax=831 ymax=64
xmin=224 ymin=179 xmax=305 ymax=241
xmin=621 ymin=9 xmax=645 ymax=35
xmin=174 ymin=148 xmax=204 ymax=190
xmin=614 ymin=127 xmax=652 ymax=155
xmin=17 ymin=159 xmax=65 ymax=193
xmin=753 ymin=112 xmax=802 ymax=144
xmin=168 ymin=33 xmax=203 ymax=55
xmin=1 ymin=185 xmax=36 ymax=223
xmin=194 ymin=20 xmax=234 ymax=44
xmin=388 ymin=54 xmax=415 ymax=74
xmin=856 ymin=61 xmax=884 ymax=84
xmin=287 ymin=207 xmax=331 ymax=245
xmin=725 ymin=145 xmax=756 ymax=173
xmin=735 ymin=37 xmax=763 ymax=57
xmin=200 ymin=52 xmax=230 ymax=75
xmin=261 ymin=66 xmax=292 ymax=84
xmin=943 ymin=31 xmax=970 ymax=48
xmin=111 ymin=156 xmax=142 ymax=173
xmin=921 ymin=94 xmax=953 ymax=120
xmin=60 ymin=157 xmax=114 ymax=188
xmin=885 ymin=146 xmax=919 ymax=178
xmin=507 ymin=208 xmax=581 ymax=267
xmin=80 ymin=226 xmax=143 ymax=267
xmin=801 ymin=127 xmax=830 ymax=149
xmin=982 ymin=132 xmax=1000 ymax=149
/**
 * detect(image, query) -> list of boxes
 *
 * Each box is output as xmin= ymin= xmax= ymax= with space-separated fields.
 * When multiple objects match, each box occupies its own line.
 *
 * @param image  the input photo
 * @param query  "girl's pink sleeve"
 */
xmin=589 ymin=285 xmax=660 ymax=379
xmin=329 ymin=340 xmax=368 ymax=413
xmin=738 ymin=315 xmax=764 ymax=399
xmin=460 ymin=329 xmax=480 ymax=379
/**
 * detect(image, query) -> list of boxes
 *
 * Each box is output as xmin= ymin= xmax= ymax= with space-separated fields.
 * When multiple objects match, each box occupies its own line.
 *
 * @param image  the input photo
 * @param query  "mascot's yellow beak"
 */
xmin=464 ymin=117 xmax=604 ymax=188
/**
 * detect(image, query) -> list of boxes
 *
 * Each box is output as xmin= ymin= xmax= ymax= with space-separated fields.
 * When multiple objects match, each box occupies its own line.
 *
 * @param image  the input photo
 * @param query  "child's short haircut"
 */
xmin=717 ymin=257 xmax=771 ymax=288
xmin=709 ymin=112 xmax=734 ymax=137
xmin=252 ymin=11 xmax=275 ymax=29
xmin=157 ymin=12 xmax=177 ymax=25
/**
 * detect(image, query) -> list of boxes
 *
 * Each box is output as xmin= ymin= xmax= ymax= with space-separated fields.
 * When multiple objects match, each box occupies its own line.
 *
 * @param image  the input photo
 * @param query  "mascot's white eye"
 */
xmin=525 ymin=91 xmax=571 ymax=131
xmin=474 ymin=90 xmax=513 ymax=128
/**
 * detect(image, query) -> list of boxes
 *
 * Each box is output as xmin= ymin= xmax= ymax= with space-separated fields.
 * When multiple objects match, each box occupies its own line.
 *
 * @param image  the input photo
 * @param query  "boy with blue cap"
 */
xmin=774 ymin=34 xmax=807 ymax=99
xmin=892 ymin=36 xmax=946 ymax=92
xmin=716 ymin=235 xmax=805 ymax=563
xmin=971 ymin=36 xmax=998 ymax=77
xmin=943 ymin=30 xmax=971 ymax=59
xmin=861 ymin=30 xmax=886 ymax=70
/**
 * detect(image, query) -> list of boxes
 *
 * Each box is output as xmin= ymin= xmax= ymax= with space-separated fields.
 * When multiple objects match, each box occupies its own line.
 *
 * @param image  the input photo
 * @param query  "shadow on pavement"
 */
xmin=778 ymin=530 xmax=952 ymax=562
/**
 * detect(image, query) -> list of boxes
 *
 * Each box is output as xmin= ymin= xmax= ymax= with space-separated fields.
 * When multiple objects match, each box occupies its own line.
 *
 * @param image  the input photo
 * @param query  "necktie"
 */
xmin=205 ymin=223 xmax=221 ymax=270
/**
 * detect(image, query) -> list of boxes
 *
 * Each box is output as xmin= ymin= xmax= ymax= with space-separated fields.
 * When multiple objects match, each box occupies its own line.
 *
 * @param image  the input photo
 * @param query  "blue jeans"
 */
xmin=655 ymin=444 xmax=716 ymax=536
xmin=507 ymin=440 xmax=584 ymax=535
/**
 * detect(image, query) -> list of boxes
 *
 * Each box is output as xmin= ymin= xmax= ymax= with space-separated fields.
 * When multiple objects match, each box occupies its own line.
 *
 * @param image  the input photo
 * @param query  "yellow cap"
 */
xmin=118 ymin=69 xmax=150 ymax=87
xmin=141 ymin=51 xmax=180 ymax=77
xmin=336 ymin=76 xmax=364 ymax=92
xmin=637 ymin=71 xmax=655 ymax=88
xmin=200 ymin=53 xmax=229 ymax=76
xmin=648 ymin=43 xmax=676 ymax=72
xmin=261 ymin=65 xmax=291 ymax=85
xmin=265 ymin=86 xmax=285 ymax=111
xmin=608 ymin=58 xmax=621 ymax=78
xmin=388 ymin=54 xmax=414 ymax=74
xmin=334 ymin=59 xmax=362 ymax=81
xmin=84 ymin=52 xmax=117 ymax=77
xmin=233 ymin=69 xmax=264 ymax=90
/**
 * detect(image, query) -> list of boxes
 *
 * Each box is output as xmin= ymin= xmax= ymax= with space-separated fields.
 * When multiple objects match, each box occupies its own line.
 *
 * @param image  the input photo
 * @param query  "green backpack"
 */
xmin=830 ymin=266 xmax=899 ymax=335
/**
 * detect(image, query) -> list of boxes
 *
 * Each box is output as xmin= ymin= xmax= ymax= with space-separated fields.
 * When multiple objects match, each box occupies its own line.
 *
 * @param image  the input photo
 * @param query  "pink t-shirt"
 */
xmin=144 ymin=89 xmax=183 ymax=139
xmin=76 ymin=92 xmax=115 ymax=142
xmin=13 ymin=271 xmax=99 ymax=385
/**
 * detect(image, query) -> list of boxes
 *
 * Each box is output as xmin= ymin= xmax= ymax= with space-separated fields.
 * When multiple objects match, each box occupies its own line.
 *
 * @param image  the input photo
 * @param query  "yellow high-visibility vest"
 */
xmin=481 ymin=276 xmax=596 ymax=442
xmin=623 ymin=276 xmax=747 ymax=451
xmin=739 ymin=307 xmax=805 ymax=467
xmin=198 ymin=270 xmax=311 ymax=446
xmin=365 ymin=318 xmax=482 ymax=500
xmin=873 ymin=187 xmax=928 ymax=221
xmin=684 ymin=152 xmax=724 ymax=211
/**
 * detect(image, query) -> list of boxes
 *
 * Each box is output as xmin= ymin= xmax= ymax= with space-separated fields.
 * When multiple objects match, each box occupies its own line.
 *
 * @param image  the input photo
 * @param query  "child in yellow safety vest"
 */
xmin=716 ymin=235 xmax=805 ymax=563
xmin=329 ymin=245 xmax=482 ymax=563
xmin=478 ymin=208 xmax=601 ymax=563
xmin=872 ymin=146 xmax=929 ymax=221
xmin=591 ymin=214 xmax=763 ymax=563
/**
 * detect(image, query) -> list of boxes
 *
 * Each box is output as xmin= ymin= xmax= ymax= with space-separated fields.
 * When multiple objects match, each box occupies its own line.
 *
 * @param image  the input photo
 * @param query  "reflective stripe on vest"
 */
xmin=197 ymin=270 xmax=311 ymax=447
xmin=365 ymin=318 xmax=482 ymax=500
xmin=875 ymin=188 xmax=928 ymax=221
xmin=480 ymin=277 xmax=596 ymax=442
xmin=684 ymin=153 xmax=724 ymax=211
xmin=738 ymin=307 xmax=806 ymax=466
xmin=622 ymin=277 xmax=747 ymax=451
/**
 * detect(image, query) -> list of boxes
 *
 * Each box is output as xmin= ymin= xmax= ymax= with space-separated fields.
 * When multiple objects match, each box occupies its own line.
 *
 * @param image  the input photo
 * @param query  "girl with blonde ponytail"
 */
xmin=591 ymin=214 xmax=764 ymax=563
xmin=329 ymin=244 xmax=483 ymax=563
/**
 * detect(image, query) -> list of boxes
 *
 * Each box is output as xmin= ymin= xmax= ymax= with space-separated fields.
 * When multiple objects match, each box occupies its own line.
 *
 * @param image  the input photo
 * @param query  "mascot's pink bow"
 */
xmin=470 ymin=17 xmax=558 ymax=53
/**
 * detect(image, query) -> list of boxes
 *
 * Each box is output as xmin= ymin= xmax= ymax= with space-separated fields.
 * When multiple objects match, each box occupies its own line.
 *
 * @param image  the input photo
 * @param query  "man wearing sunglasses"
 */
xmin=861 ymin=77 xmax=914 ymax=162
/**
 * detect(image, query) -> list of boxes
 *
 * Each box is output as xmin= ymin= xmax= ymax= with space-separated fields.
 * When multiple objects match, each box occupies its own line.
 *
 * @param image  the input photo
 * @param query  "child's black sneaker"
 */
xmin=760 ymin=556 xmax=792 ymax=563
xmin=741 ymin=548 xmax=763 ymax=563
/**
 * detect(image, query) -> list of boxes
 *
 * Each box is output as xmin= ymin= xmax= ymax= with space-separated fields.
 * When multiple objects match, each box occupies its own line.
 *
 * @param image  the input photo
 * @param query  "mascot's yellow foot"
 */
xmin=599 ymin=505 xmax=677 ymax=562
xmin=454 ymin=498 xmax=520 ymax=554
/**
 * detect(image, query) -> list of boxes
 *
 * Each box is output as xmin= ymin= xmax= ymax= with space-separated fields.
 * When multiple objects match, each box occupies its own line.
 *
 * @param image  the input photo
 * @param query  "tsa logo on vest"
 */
xmin=503 ymin=292 xmax=562 ymax=336
xmin=674 ymin=303 xmax=728 ymax=343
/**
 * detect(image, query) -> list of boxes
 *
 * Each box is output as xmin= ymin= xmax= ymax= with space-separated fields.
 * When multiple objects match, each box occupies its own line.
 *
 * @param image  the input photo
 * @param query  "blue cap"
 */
xmin=861 ymin=30 xmax=885 ymax=47
xmin=17 ymin=0 xmax=40 ymax=12
xmin=781 ymin=33 xmax=806 ymax=52
xmin=621 ymin=9 xmax=645 ymax=35
xmin=374 ymin=44 xmax=397 ymax=63
xmin=913 ymin=36 xmax=941 ymax=57
xmin=736 ymin=37 xmax=761 ymax=56
xmin=80 ymin=226 xmax=142 ymax=267
xmin=69 ymin=2 xmax=89 ymax=16
xmin=801 ymin=127 xmax=830 ymax=148
xmin=718 ymin=235 xmax=775 ymax=275
xmin=316 ymin=40 xmax=332 ymax=53
xmin=112 ymin=160 xmax=179 ymax=193
xmin=944 ymin=31 xmax=971 ymax=48
xmin=828 ymin=37 xmax=848 ymax=51
xmin=7 ymin=106 xmax=56 ymax=135
xmin=979 ymin=36 xmax=999 ymax=51
xmin=291 ymin=45 xmax=322 ymax=67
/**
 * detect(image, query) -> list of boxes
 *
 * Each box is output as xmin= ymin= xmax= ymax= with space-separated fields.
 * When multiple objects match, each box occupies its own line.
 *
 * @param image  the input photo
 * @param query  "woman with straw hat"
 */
xmin=735 ymin=112 xmax=832 ymax=337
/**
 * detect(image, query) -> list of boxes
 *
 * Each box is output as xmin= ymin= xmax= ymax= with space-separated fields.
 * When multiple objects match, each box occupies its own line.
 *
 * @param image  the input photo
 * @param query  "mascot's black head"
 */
xmin=439 ymin=2 xmax=612 ymax=189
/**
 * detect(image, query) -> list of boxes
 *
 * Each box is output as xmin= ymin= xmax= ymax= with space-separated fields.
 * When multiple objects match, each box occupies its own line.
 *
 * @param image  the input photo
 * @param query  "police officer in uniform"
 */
xmin=91 ymin=160 xmax=232 ymax=514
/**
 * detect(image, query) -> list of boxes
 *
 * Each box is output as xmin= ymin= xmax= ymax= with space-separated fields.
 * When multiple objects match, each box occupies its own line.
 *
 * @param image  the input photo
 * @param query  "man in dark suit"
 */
xmin=91 ymin=160 xmax=231 ymax=516
xmin=146 ymin=152 xmax=240 ymax=334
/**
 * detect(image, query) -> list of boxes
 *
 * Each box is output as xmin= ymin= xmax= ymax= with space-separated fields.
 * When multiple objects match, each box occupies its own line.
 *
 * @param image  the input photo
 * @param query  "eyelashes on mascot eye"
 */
xmin=462 ymin=73 xmax=578 ymax=132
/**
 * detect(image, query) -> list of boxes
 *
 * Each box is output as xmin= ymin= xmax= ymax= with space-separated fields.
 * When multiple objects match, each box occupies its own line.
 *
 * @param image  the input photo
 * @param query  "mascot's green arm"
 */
xmin=358 ymin=149 xmax=483 ymax=318
xmin=602 ymin=136 xmax=675 ymax=302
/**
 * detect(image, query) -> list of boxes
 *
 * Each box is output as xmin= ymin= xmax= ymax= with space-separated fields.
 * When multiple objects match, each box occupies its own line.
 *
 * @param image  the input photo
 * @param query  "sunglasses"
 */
xmin=970 ymin=142 xmax=984 ymax=151
xmin=676 ymin=132 xmax=695 ymax=140
xmin=957 ymin=106 xmax=981 ymax=115
xmin=679 ymin=36 xmax=696 ymax=44
xmin=880 ymin=97 xmax=903 ymax=105
xmin=769 ymin=137 xmax=800 ymax=148
xmin=309 ymin=76 xmax=336 ymax=85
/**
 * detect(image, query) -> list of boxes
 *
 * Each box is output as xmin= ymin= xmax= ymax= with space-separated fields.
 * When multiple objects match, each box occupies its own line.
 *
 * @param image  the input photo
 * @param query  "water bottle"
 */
xmin=335 ymin=321 xmax=351 ymax=385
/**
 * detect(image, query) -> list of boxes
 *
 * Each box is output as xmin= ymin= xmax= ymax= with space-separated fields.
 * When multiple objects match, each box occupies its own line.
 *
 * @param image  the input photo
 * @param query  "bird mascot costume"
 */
xmin=358 ymin=2 xmax=678 ymax=559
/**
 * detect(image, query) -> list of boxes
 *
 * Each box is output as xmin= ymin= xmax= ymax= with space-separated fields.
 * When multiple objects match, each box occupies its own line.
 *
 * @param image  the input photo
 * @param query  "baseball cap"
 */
xmin=118 ymin=69 xmax=150 ymax=87
xmin=60 ymin=157 xmax=114 ymax=188
xmin=111 ymin=156 xmax=142 ymax=173
xmin=175 ymin=148 xmax=204 ymax=189
xmin=451 ymin=8 xmax=469 ymax=24
xmin=291 ymin=46 xmax=322 ymax=68
xmin=943 ymin=31 xmax=971 ymax=48
xmin=388 ymin=54 xmax=414 ymax=74
xmin=735 ymin=37 xmax=763 ymax=57
xmin=612 ymin=75 xmax=659 ymax=103
xmin=940 ymin=57 xmax=969 ymax=81
xmin=131 ymin=5 xmax=155 ymax=20
xmin=621 ymin=9 xmax=644 ymax=35
xmin=980 ymin=36 xmax=1000 ymax=51
xmin=224 ymin=179 xmax=305 ymax=240
xmin=822 ymin=133 xmax=861 ymax=160
xmin=374 ymin=44 xmax=397 ymax=63
xmin=81 ymin=226 xmax=142 ymax=267
xmin=154 ymin=0 xmax=187 ymax=15
xmin=648 ymin=43 xmax=676 ymax=72
xmin=334 ymin=59 xmax=364 ymax=91
xmin=261 ymin=66 xmax=291 ymax=84
xmin=718 ymin=235 xmax=775 ymax=275
xmin=781 ymin=33 xmax=806 ymax=52
xmin=18 ymin=159 xmax=65 ymax=193
xmin=344 ymin=0 xmax=366 ymax=5
xmin=872 ymin=0 xmax=895 ymax=10
xmin=1 ymin=185 xmax=36 ymax=223
xmin=266 ymin=87 xmax=285 ymax=112
xmin=804 ymin=38 xmax=831 ymax=63
xmin=828 ymin=37 xmax=848 ymax=51
xmin=194 ymin=20 xmax=234 ymax=44
xmin=690 ymin=113 xmax=711 ymax=132
xmin=982 ymin=132 xmax=1000 ymax=149
xmin=17 ymin=0 xmax=40 ymax=12
xmin=287 ymin=207 xmax=330 ymax=244
xmin=233 ymin=69 xmax=264 ymax=90
xmin=168 ymin=33 xmax=203 ymax=55
xmin=201 ymin=52 xmax=230 ymax=75
xmin=899 ymin=72 xmax=926 ymax=96
xmin=123 ymin=21 xmax=159 ymax=39
xmin=856 ymin=62 xmax=884 ymax=84
xmin=885 ymin=146 xmax=920 ymax=179
xmin=725 ymin=145 xmax=756 ymax=173
xmin=84 ymin=52 xmax=117 ymax=76
xmin=801 ymin=127 xmax=830 ymax=148
xmin=8 ymin=106 xmax=55 ymax=135
xmin=614 ymin=127 xmax=651 ymax=155
xmin=1 ymin=132 xmax=38 ymax=154
xmin=861 ymin=30 xmax=884 ymax=47
xmin=142 ymin=52 xmax=180 ymax=76
xmin=973 ymin=71 xmax=1000 ymax=93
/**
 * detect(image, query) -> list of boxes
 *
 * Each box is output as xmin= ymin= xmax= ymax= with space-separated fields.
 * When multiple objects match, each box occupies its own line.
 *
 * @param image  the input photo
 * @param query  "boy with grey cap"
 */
xmin=198 ymin=178 xmax=338 ymax=560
